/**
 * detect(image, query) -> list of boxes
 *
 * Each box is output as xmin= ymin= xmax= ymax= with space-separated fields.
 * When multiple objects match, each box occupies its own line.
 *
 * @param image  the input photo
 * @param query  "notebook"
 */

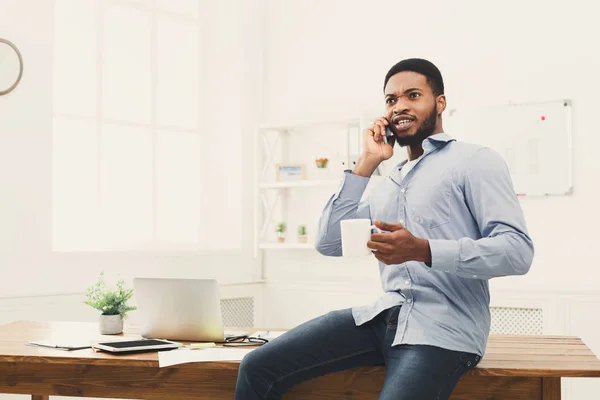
xmin=26 ymin=340 xmax=92 ymax=351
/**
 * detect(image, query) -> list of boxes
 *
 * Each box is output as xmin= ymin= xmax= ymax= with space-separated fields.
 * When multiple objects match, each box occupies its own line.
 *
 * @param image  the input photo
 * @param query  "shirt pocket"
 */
xmin=409 ymin=183 xmax=451 ymax=229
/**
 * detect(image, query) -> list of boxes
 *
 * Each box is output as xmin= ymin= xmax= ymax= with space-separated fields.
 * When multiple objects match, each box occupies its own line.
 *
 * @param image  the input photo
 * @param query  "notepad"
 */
xmin=188 ymin=342 xmax=217 ymax=349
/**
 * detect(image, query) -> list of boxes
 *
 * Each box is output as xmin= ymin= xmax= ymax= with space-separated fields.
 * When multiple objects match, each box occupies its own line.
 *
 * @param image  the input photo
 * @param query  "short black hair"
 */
xmin=383 ymin=58 xmax=444 ymax=96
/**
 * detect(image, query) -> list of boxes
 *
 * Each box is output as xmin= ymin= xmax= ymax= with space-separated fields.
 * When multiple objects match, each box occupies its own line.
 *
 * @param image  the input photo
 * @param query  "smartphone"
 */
xmin=384 ymin=126 xmax=394 ymax=144
xmin=92 ymin=338 xmax=180 ymax=354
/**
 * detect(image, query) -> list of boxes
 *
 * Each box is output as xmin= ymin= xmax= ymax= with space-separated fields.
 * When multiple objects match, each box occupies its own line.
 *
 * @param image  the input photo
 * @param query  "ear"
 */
xmin=436 ymin=94 xmax=447 ymax=115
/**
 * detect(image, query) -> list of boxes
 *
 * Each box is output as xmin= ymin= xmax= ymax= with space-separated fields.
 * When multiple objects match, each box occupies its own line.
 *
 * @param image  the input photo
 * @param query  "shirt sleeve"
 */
xmin=314 ymin=171 xmax=371 ymax=256
xmin=427 ymin=147 xmax=534 ymax=279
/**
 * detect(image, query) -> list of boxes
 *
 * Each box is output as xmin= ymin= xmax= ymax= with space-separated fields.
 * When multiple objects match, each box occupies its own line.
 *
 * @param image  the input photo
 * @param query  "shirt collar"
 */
xmin=390 ymin=132 xmax=455 ymax=184
xmin=422 ymin=132 xmax=455 ymax=151
xmin=396 ymin=132 xmax=455 ymax=165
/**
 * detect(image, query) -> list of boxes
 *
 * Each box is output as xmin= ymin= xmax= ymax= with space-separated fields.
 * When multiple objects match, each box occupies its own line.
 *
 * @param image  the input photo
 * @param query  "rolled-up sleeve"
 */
xmin=314 ymin=171 xmax=371 ymax=256
xmin=428 ymin=147 xmax=534 ymax=279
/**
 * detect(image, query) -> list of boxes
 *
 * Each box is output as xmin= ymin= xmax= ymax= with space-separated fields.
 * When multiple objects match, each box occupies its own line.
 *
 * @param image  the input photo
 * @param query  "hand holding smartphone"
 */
xmin=353 ymin=117 xmax=395 ymax=177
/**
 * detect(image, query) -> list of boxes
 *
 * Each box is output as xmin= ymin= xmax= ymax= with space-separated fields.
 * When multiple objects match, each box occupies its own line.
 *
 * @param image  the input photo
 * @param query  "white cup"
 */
xmin=340 ymin=219 xmax=380 ymax=257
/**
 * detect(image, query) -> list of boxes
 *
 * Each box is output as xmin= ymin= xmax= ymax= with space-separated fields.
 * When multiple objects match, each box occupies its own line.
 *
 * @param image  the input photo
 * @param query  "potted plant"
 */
xmin=315 ymin=157 xmax=329 ymax=168
xmin=84 ymin=272 xmax=137 ymax=335
xmin=276 ymin=222 xmax=286 ymax=243
xmin=297 ymin=225 xmax=307 ymax=243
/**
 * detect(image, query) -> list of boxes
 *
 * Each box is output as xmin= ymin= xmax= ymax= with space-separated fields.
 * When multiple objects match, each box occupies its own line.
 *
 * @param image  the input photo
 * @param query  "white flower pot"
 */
xmin=99 ymin=314 xmax=123 ymax=335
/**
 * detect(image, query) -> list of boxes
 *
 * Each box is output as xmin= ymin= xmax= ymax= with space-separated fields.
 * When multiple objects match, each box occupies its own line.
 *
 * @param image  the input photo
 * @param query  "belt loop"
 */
xmin=387 ymin=305 xmax=401 ymax=327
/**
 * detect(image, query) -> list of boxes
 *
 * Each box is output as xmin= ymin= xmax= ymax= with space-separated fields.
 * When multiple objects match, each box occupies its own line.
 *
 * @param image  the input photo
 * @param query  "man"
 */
xmin=235 ymin=58 xmax=534 ymax=399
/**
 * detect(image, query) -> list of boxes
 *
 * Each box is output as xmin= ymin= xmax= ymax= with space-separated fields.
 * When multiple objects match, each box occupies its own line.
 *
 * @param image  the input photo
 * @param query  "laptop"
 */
xmin=133 ymin=278 xmax=240 ymax=342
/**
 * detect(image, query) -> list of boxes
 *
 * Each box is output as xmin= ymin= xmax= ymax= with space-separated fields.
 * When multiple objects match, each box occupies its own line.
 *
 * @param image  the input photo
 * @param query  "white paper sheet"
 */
xmin=158 ymin=347 xmax=255 ymax=368
xmin=27 ymin=333 xmax=142 ymax=351
xmin=251 ymin=330 xmax=286 ymax=340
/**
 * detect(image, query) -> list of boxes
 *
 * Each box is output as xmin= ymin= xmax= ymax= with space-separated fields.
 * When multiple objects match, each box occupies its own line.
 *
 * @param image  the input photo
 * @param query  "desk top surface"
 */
xmin=1 ymin=321 xmax=600 ymax=377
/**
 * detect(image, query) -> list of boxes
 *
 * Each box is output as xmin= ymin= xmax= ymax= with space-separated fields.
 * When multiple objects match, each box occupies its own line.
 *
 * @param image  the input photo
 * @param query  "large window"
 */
xmin=52 ymin=0 xmax=242 ymax=252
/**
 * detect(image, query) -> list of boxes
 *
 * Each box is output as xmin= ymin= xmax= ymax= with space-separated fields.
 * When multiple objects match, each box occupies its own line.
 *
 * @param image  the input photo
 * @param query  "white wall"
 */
xmin=0 ymin=0 xmax=54 ymax=297
xmin=261 ymin=1 xmax=600 ymax=398
xmin=0 ymin=0 xmax=266 ymax=299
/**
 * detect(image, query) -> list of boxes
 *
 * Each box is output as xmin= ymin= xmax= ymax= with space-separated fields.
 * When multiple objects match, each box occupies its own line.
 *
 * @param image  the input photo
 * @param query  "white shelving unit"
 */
xmin=254 ymin=117 xmax=364 ymax=255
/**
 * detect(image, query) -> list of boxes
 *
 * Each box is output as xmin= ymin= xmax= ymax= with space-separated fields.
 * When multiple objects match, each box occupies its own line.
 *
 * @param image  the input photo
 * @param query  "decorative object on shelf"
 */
xmin=84 ymin=272 xmax=136 ymax=335
xmin=315 ymin=157 xmax=329 ymax=168
xmin=276 ymin=163 xmax=305 ymax=182
xmin=297 ymin=224 xmax=307 ymax=243
xmin=276 ymin=222 xmax=286 ymax=243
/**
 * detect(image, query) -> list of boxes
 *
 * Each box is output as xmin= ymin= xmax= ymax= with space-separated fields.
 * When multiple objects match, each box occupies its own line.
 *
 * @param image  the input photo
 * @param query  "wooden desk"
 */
xmin=1 ymin=321 xmax=600 ymax=399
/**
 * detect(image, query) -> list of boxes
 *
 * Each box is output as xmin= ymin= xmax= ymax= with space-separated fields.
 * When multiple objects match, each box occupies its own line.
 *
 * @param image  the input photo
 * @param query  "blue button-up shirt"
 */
xmin=315 ymin=133 xmax=534 ymax=356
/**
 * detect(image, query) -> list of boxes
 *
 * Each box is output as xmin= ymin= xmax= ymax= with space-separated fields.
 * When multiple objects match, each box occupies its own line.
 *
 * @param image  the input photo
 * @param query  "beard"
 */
xmin=395 ymin=102 xmax=438 ymax=147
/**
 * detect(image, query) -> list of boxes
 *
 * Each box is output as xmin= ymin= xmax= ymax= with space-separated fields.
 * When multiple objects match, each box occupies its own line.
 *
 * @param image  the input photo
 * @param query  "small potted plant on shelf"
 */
xmin=84 ymin=272 xmax=137 ymax=335
xmin=276 ymin=222 xmax=286 ymax=243
xmin=297 ymin=225 xmax=307 ymax=243
xmin=315 ymin=157 xmax=329 ymax=168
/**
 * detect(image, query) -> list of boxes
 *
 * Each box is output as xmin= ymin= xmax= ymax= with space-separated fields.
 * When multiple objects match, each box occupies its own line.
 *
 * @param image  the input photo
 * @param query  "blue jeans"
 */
xmin=234 ymin=306 xmax=480 ymax=400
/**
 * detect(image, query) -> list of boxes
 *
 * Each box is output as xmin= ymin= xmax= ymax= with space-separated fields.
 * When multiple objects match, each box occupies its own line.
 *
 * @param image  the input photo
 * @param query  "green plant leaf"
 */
xmin=83 ymin=272 xmax=137 ymax=318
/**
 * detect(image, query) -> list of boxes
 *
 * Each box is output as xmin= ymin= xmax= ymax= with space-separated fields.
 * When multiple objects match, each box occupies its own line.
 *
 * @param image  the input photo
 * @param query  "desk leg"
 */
xmin=32 ymin=396 xmax=49 ymax=400
xmin=542 ymin=377 xmax=561 ymax=400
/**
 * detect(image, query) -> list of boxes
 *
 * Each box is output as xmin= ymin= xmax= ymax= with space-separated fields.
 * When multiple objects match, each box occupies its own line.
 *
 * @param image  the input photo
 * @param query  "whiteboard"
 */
xmin=444 ymin=99 xmax=573 ymax=196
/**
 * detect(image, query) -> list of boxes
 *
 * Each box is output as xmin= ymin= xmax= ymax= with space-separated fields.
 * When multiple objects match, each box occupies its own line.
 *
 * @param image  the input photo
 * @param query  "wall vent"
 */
xmin=221 ymin=297 xmax=254 ymax=328
xmin=490 ymin=306 xmax=543 ymax=335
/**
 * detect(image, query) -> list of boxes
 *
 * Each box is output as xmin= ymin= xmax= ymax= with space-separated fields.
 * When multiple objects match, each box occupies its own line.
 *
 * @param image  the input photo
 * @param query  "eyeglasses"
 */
xmin=223 ymin=335 xmax=268 ymax=347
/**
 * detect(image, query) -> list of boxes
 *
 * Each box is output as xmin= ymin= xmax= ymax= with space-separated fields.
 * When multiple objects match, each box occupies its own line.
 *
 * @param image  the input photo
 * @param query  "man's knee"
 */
xmin=237 ymin=345 xmax=279 ymax=396
xmin=239 ymin=346 xmax=265 ymax=375
xmin=238 ymin=347 xmax=265 ymax=380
